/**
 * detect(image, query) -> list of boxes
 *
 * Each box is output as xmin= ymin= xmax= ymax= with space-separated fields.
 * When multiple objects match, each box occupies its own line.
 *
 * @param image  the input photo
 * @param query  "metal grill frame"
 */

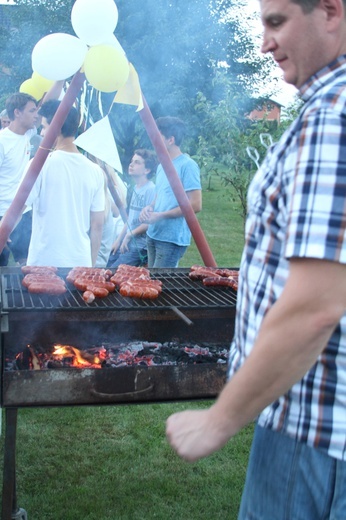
xmin=1 ymin=267 xmax=237 ymax=312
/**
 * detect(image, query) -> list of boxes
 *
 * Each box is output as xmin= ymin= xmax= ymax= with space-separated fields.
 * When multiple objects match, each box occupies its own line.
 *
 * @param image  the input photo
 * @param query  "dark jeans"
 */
xmin=0 ymin=211 xmax=32 ymax=265
xmin=107 ymin=247 xmax=148 ymax=268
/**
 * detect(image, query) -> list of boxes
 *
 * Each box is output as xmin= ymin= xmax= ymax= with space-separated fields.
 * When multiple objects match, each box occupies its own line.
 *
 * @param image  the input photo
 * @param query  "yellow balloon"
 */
xmin=19 ymin=78 xmax=45 ymax=101
xmin=84 ymin=45 xmax=130 ymax=93
xmin=31 ymin=71 xmax=54 ymax=93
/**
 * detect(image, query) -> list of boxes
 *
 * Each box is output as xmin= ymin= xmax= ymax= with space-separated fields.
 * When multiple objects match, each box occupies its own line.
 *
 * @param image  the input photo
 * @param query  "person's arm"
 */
xmin=110 ymin=199 xmax=120 ymax=218
xmin=119 ymin=223 xmax=149 ymax=253
xmin=110 ymin=222 xmax=128 ymax=253
xmin=142 ymin=189 xmax=201 ymax=224
xmin=90 ymin=210 xmax=104 ymax=266
xmin=41 ymin=80 xmax=65 ymax=104
xmin=166 ymin=257 xmax=346 ymax=461
xmin=139 ymin=196 xmax=157 ymax=223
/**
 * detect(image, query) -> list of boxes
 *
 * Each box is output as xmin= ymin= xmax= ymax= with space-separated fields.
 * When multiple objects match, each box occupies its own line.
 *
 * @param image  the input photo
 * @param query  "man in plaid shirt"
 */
xmin=167 ymin=0 xmax=346 ymax=517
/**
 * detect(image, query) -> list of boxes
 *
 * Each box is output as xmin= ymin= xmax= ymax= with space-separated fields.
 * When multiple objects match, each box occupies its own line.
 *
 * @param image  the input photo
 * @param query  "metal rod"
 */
xmin=138 ymin=95 xmax=217 ymax=268
xmin=105 ymin=172 xmax=128 ymax=225
xmin=170 ymin=305 xmax=194 ymax=326
xmin=2 ymin=408 xmax=19 ymax=520
xmin=0 ymin=71 xmax=86 ymax=256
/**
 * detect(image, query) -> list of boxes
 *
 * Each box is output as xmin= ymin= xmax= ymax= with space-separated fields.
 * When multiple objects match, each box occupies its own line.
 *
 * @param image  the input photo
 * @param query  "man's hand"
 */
xmin=119 ymin=233 xmax=131 ymax=253
xmin=110 ymin=238 xmax=120 ymax=255
xmin=144 ymin=211 xmax=163 ymax=225
xmin=139 ymin=205 xmax=153 ymax=223
xmin=166 ymin=408 xmax=230 ymax=462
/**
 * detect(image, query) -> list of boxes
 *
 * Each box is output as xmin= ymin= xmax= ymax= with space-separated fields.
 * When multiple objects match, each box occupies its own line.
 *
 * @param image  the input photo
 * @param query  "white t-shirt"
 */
xmin=24 ymin=151 xmax=105 ymax=267
xmin=0 ymin=127 xmax=37 ymax=215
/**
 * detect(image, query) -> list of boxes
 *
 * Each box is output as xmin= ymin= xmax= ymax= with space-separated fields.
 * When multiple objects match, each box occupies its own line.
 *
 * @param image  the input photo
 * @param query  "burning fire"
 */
xmin=53 ymin=344 xmax=106 ymax=368
xmin=9 ymin=342 xmax=229 ymax=372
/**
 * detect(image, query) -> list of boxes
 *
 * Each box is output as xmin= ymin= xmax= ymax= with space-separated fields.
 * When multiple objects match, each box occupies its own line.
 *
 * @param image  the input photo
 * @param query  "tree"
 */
xmin=193 ymin=71 xmax=299 ymax=226
xmin=1 ymin=0 xmax=278 ymax=170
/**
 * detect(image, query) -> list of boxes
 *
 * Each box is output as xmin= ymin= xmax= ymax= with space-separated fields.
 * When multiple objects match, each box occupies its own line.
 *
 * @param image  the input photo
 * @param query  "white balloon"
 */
xmin=32 ymin=33 xmax=88 ymax=81
xmin=101 ymin=34 xmax=126 ymax=55
xmin=71 ymin=0 xmax=118 ymax=46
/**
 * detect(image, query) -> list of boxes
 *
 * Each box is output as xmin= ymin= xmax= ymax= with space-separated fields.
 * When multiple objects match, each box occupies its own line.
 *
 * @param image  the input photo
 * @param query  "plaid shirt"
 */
xmin=228 ymin=56 xmax=346 ymax=461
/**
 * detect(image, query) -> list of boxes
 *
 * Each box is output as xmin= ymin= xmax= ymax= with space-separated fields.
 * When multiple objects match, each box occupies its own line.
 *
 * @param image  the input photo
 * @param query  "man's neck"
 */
xmin=8 ymin=121 xmax=29 ymax=136
xmin=168 ymin=144 xmax=182 ymax=160
xmin=135 ymin=175 xmax=150 ymax=188
xmin=54 ymin=137 xmax=79 ymax=153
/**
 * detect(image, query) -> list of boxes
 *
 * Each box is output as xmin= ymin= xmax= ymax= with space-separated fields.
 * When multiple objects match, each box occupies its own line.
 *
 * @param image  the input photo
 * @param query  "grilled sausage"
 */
xmin=119 ymin=283 xmax=160 ymax=299
xmin=215 ymin=269 xmax=239 ymax=278
xmin=67 ymin=267 xmax=111 ymax=282
xmin=21 ymin=266 xmax=58 ymax=275
xmin=82 ymin=290 xmax=96 ymax=303
xmin=74 ymin=278 xmax=115 ymax=292
xmin=202 ymin=276 xmax=238 ymax=290
xmin=27 ymin=282 xmax=67 ymax=295
xmin=189 ymin=270 xmax=222 ymax=281
xmin=86 ymin=285 xmax=109 ymax=298
xmin=22 ymin=273 xmax=65 ymax=288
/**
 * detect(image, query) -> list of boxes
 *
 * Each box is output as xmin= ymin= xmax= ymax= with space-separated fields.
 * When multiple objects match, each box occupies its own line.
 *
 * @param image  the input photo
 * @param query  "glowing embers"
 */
xmin=8 ymin=341 xmax=229 ymax=371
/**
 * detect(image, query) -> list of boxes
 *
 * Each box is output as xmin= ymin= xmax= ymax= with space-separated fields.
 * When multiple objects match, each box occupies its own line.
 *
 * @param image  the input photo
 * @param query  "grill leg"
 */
xmin=1 ymin=408 xmax=27 ymax=520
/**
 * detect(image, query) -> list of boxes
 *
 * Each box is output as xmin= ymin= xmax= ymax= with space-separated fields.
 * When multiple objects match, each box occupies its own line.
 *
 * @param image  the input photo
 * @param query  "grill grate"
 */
xmin=0 ymin=268 xmax=237 ymax=312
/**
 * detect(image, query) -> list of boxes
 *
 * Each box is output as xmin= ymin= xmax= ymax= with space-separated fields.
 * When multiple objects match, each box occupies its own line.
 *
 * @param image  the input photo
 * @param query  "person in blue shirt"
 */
xmin=107 ymin=149 xmax=157 ymax=267
xmin=140 ymin=117 xmax=201 ymax=268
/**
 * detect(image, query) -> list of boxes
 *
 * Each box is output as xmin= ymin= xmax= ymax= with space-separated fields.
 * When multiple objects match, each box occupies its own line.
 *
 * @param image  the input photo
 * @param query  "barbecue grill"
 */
xmin=0 ymin=266 xmax=237 ymax=519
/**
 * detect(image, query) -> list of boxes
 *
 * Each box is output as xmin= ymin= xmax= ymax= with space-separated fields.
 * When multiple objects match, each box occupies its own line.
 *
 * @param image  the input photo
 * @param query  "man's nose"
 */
xmin=261 ymin=31 xmax=276 ymax=54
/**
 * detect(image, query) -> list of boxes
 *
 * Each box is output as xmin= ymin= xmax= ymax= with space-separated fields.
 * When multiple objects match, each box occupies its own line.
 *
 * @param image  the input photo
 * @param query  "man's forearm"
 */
xmin=209 ymin=296 xmax=340 ymax=441
xmin=90 ymin=232 xmax=102 ymax=266
xmin=166 ymin=258 xmax=346 ymax=461
xmin=90 ymin=212 xmax=104 ymax=266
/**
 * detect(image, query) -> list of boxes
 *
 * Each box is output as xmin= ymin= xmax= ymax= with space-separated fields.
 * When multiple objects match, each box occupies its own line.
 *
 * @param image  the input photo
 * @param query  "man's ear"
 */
xmin=321 ymin=0 xmax=344 ymax=22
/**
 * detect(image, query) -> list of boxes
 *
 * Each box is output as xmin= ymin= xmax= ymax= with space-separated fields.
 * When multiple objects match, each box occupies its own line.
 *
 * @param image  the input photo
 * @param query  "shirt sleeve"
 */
xmin=0 ymin=143 xmax=4 ymax=169
xmin=285 ymin=107 xmax=346 ymax=264
xmin=181 ymin=159 xmax=201 ymax=192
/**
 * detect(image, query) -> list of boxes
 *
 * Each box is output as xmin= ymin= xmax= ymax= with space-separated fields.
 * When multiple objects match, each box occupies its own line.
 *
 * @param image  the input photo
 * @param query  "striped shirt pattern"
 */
xmin=228 ymin=56 xmax=346 ymax=461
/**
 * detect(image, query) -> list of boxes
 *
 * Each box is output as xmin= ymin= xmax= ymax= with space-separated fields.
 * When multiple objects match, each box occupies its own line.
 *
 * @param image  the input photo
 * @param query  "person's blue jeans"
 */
xmin=107 ymin=247 xmax=147 ymax=268
xmin=147 ymin=236 xmax=187 ymax=268
xmin=238 ymin=424 xmax=346 ymax=520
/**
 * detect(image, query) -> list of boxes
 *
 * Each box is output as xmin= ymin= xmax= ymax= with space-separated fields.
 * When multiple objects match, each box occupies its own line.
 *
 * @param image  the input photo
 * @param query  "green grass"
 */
xmin=0 ymin=176 xmax=252 ymax=519
xmin=181 ymin=180 xmax=244 ymax=268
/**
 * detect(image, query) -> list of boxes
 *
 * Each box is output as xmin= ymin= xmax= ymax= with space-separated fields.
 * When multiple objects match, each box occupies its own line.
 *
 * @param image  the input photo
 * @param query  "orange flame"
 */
xmin=52 ymin=344 xmax=103 ymax=369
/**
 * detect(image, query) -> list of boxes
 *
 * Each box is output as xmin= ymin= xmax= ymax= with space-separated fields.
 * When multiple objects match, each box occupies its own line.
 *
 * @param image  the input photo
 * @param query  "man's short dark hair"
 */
xmin=6 ymin=93 xmax=37 ymax=120
xmin=156 ymin=116 xmax=186 ymax=146
xmin=134 ymin=149 xmax=158 ymax=179
xmin=291 ymin=0 xmax=346 ymax=12
xmin=38 ymin=100 xmax=79 ymax=138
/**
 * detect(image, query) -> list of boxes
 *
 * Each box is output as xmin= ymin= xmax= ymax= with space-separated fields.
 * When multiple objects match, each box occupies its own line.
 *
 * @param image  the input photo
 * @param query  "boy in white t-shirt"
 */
xmin=21 ymin=100 xmax=105 ymax=267
xmin=0 ymin=93 xmax=39 ymax=265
